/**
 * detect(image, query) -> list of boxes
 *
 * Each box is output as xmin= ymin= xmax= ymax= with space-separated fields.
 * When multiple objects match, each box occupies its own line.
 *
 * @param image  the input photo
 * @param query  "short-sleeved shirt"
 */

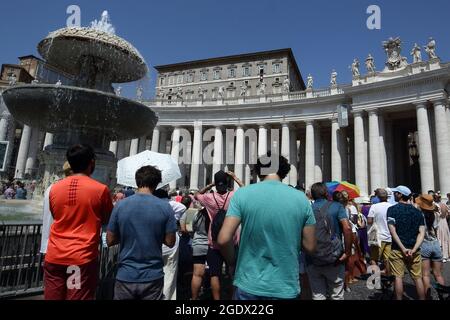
xmin=368 ymin=202 xmax=394 ymax=243
xmin=195 ymin=191 xmax=234 ymax=249
xmin=15 ymin=188 xmax=27 ymax=200
xmin=108 ymin=193 xmax=177 ymax=283
xmin=312 ymin=199 xmax=348 ymax=238
xmin=46 ymin=176 xmax=113 ymax=265
xmin=387 ymin=203 xmax=425 ymax=251
xmin=227 ymin=180 xmax=315 ymax=299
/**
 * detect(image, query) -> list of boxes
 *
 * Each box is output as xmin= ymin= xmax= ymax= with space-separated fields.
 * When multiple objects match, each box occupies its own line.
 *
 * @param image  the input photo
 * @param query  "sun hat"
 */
xmin=415 ymin=194 xmax=438 ymax=211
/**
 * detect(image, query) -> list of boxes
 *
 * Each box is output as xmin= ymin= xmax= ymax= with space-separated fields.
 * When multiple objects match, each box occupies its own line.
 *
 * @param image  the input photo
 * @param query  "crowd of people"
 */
xmin=37 ymin=144 xmax=450 ymax=300
xmin=0 ymin=180 xmax=36 ymax=200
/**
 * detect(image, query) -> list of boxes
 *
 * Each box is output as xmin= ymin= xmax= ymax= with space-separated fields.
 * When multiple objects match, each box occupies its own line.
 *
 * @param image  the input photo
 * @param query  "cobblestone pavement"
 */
xmin=344 ymin=262 xmax=450 ymax=300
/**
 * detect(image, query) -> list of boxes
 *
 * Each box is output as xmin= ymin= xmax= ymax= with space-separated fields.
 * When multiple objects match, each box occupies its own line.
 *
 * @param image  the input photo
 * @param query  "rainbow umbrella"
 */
xmin=326 ymin=181 xmax=340 ymax=196
xmin=335 ymin=181 xmax=361 ymax=200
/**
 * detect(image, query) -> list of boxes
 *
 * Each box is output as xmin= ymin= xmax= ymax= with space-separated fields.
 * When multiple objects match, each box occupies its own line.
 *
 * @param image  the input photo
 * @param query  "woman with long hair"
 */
xmin=340 ymin=191 xmax=367 ymax=289
xmin=415 ymin=194 xmax=445 ymax=299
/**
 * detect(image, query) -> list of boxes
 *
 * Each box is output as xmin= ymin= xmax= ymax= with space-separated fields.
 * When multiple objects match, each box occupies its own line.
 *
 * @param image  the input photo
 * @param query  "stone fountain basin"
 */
xmin=38 ymin=27 xmax=148 ymax=83
xmin=2 ymin=84 xmax=158 ymax=140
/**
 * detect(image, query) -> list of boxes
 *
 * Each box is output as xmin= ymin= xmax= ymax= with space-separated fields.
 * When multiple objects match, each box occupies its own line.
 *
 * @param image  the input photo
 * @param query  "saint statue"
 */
xmin=198 ymin=86 xmax=204 ymax=99
xmin=365 ymin=54 xmax=376 ymax=73
xmin=330 ymin=70 xmax=338 ymax=86
xmin=307 ymin=74 xmax=313 ymax=89
xmin=283 ymin=77 xmax=290 ymax=93
xmin=218 ymin=86 xmax=225 ymax=99
xmin=157 ymin=87 xmax=165 ymax=99
xmin=259 ymin=81 xmax=266 ymax=95
xmin=411 ymin=43 xmax=422 ymax=63
xmin=240 ymin=81 xmax=247 ymax=96
xmin=176 ymin=87 xmax=183 ymax=100
xmin=424 ymin=37 xmax=437 ymax=59
xmin=56 ymin=80 xmax=62 ymax=86
xmin=351 ymin=59 xmax=360 ymax=77
xmin=136 ymin=85 xmax=143 ymax=101
xmin=8 ymin=73 xmax=17 ymax=86
xmin=115 ymin=86 xmax=122 ymax=96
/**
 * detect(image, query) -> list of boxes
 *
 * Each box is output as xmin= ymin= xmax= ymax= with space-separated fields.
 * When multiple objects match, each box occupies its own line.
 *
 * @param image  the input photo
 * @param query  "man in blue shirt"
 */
xmin=107 ymin=166 xmax=177 ymax=300
xmin=387 ymin=185 xmax=425 ymax=300
xmin=218 ymin=152 xmax=316 ymax=300
xmin=305 ymin=183 xmax=353 ymax=300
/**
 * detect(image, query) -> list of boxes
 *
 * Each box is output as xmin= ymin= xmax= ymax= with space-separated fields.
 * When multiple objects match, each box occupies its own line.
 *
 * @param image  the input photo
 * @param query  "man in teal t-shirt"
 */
xmin=217 ymin=153 xmax=316 ymax=300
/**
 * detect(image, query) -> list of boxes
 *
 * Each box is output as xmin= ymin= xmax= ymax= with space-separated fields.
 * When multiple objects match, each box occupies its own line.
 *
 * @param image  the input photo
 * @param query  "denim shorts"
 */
xmin=421 ymin=239 xmax=443 ymax=262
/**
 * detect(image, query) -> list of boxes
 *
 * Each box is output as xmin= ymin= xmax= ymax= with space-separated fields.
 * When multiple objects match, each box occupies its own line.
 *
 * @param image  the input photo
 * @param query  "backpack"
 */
xmin=307 ymin=201 xmax=344 ymax=266
xmin=211 ymin=192 xmax=230 ymax=242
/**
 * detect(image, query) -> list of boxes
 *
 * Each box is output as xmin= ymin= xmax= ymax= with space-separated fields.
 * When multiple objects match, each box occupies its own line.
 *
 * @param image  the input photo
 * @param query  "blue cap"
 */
xmin=391 ymin=185 xmax=412 ymax=197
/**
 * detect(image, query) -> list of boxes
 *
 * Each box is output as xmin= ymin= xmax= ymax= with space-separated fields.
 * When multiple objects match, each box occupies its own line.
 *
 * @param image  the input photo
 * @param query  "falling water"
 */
xmin=90 ymin=11 xmax=116 ymax=35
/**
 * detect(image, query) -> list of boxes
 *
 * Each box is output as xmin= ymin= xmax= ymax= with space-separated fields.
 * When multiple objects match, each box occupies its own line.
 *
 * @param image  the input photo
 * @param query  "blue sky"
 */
xmin=1 ymin=0 xmax=449 ymax=99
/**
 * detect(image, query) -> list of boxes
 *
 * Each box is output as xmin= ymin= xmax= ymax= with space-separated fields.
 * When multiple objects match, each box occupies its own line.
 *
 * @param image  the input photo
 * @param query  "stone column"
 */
xmin=354 ymin=111 xmax=369 ymax=196
xmin=258 ymin=125 xmax=268 ymax=157
xmin=281 ymin=123 xmax=290 ymax=184
xmin=289 ymin=126 xmax=299 ymax=186
xmin=14 ymin=125 xmax=32 ymax=179
xmin=190 ymin=123 xmax=203 ymax=190
xmin=138 ymin=136 xmax=147 ymax=153
xmin=0 ymin=112 xmax=9 ymax=141
xmin=305 ymin=120 xmax=315 ymax=190
xmin=433 ymin=99 xmax=450 ymax=195
xmin=159 ymin=129 xmax=168 ymax=154
xmin=234 ymin=125 xmax=245 ymax=189
xmin=116 ymin=140 xmax=127 ymax=160
xmin=129 ymin=138 xmax=139 ymax=156
xmin=170 ymin=127 xmax=181 ymax=190
xmin=314 ymin=123 xmax=323 ymax=183
xmin=212 ymin=127 xmax=223 ymax=178
xmin=416 ymin=103 xmax=435 ymax=192
xmin=25 ymin=128 xmax=40 ymax=176
xmin=43 ymin=133 xmax=54 ymax=150
xmin=151 ymin=127 xmax=160 ymax=152
xmin=378 ymin=115 xmax=388 ymax=188
xmin=331 ymin=118 xmax=342 ymax=181
xmin=109 ymin=141 xmax=118 ymax=156
xmin=368 ymin=110 xmax=382 ymax=192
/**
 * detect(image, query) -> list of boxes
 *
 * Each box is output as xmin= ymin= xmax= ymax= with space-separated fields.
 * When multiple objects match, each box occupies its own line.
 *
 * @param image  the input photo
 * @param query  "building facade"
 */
xmin=2 ymin=41 xmax=450 ymax=197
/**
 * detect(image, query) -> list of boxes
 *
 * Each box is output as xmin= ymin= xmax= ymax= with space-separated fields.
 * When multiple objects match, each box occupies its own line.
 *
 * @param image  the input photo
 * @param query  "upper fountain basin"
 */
xmin=1 ymin=84 xmax=158 ymax=140
xmin=38 ymin=27 xmax=148 ymax=83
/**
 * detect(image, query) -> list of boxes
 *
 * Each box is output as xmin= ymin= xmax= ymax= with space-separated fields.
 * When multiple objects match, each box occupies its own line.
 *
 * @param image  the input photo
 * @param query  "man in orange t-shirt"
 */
xmin=44 ymin=144 xmax=113 ymax=300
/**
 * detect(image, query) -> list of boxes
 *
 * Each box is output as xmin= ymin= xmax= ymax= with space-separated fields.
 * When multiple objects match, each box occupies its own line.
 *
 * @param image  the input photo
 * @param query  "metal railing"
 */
xmin=0 ymin=222 xmax=44 ymax=299
xmin=0 ymin=222 xmax=120 ymax=300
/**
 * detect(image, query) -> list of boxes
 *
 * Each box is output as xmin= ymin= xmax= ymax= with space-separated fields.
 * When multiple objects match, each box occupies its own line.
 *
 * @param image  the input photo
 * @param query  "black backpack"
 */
xmin=211 ymin=192 xmax=230 ymax=242
xmin=307 ymin=201 xmax=344 ymax=266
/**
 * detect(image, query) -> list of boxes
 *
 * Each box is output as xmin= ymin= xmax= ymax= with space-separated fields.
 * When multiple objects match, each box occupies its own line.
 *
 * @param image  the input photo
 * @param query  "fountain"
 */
xmin=1 ymin=12 xmax=158 ymax=193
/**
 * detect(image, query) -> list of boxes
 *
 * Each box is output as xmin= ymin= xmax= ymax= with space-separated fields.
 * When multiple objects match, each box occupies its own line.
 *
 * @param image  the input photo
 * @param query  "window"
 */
xmin=228 ymin=68 xmax=236 ymax=78
xmin=159 ymin=77 xmax=164 ymax=86
xmin=169 ymin=76 xmax=175 ymax=85
xmin=177 ymin=75 xmax=183 ymax=84
xmin=242 ymin=67 xmax=250 ymax=77
xmin=200 ymin=71 xmax=207 ymax=81
xmin=259 ymin=65 xmax=265 ymax=75
xmin=187 ymin=73 xmax=194 ymax=83
xmin=273 ymin=63 xmax=281 ymax=74
xmin=213 ymin=70 xmax=220 ymax=80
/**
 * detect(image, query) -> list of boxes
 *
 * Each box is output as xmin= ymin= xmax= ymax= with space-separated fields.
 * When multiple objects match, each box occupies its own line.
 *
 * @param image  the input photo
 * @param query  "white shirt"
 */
xmin=368 ymin=202 xmax=394 ymax=243
xmin=162 ymin=200 xmax=186 ymax=256
xmin=40 ymin=185 xmax=53 ymax=254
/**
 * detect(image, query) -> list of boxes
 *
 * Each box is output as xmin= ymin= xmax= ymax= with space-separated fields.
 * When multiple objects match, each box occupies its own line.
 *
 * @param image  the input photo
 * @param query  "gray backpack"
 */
xmin=307 ymin=201 xmax=344 ymax=266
